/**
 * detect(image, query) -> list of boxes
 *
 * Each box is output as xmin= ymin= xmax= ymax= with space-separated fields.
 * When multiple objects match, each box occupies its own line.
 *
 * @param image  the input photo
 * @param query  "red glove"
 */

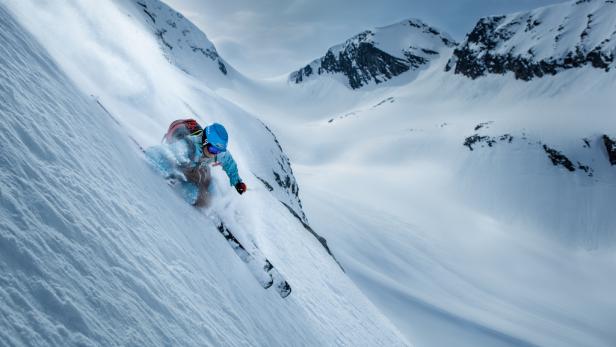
xmin=235 ymin=182 xmax=247 ymax=195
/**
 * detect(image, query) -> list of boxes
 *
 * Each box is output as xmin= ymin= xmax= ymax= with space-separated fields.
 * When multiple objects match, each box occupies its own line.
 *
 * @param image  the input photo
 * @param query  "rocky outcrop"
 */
xmin=135 ymin=0 xmax=230 ymax=77
xmin=446 ymin=0 xmax=616 ymax=80
xmin=291 ymin=19 xmax=455 ymax=89
xmin=464 ymin=122 xmax=512 ymax=150
xmin=462 ymin=125 xmax=605 ymax=177
xmin=543 ymin=145 xmax=576 ymax=171
xmin=603 ymin=134 xmax=616 ymax=165
xmin=293 ymin=39 xmax=411 ymax=89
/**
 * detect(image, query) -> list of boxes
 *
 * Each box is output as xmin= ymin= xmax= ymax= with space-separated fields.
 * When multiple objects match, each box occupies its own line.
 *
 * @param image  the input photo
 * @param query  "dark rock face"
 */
xmin=474 ymin=121 xmax=494 ymax=131
xmin=464 ymin=135 xmax=494 ymax=151
xmin=291 ymin=20 xmax=456 ymax=89
xmin=292 ymin=38 xmax=411 ymax=89
xmin=603 ymin=134 xmax=616 ymax=165
xmin=254 ymin=175 xmax=274 ymax=192
xmin=448 ymin=44 xmax=614 ymax=81
xmin=464 ymin=128 xmax=606 ymax=177
xmin=189 ymin=46 xmax=228 ymax=75
xmin=217 ymin=61 xmax=228 ymax=75
xmin=260 ymin=123 xmax=303 ymax=213
xmin=155 ymin=29 xmax=173 ymax=50
xmin=137 ymin=0 xmax=229 ymax=77
xmin=463 ymin=131 xmax=512 ymax=151
xmin=446 ymin=3 xmax=616 ymax=80
xmin=577 ymin=162 xmax=594 ymax=176
xmin=543 ymin=145 xmax=576 ymax=171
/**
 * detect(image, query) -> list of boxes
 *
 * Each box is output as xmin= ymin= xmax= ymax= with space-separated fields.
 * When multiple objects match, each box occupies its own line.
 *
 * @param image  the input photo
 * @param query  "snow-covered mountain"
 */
xmin=128 ymin=0 xmax=235 ymax=83
xmin=446 ymin=0 xmax=616 ymax=80
xmin=290 ymin=19 xmax=456 ymax=89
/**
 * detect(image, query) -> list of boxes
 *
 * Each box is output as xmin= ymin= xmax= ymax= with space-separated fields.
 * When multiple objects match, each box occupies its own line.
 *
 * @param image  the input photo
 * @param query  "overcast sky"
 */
xmin=164 ymin=0 xmax=570 ymax=78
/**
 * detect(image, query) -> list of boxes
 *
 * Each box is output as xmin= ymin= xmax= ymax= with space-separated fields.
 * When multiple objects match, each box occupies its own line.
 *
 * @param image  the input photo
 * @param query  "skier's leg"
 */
xmin=194 ymin=166 xmax=211 ymax=207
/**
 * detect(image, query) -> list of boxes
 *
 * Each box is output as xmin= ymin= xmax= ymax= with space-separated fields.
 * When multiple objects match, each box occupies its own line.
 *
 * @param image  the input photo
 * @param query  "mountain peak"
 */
xmin=132 ymin=0 xmax=234 ymax=80
xmin=290 ymin=18 xmax=456 ymax=89
xmin=446 ymin=0 xmax=616 ymax=80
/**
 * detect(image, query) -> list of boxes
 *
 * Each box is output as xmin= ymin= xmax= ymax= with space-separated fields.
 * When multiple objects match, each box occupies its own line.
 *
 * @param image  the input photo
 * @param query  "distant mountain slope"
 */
xmin=290 ymin=19 xmax=456 ymax=89
xmin=129 ymin=0 xmax=235 ymax=82
xmin=446 ymin=0 xmax=616 ymax=80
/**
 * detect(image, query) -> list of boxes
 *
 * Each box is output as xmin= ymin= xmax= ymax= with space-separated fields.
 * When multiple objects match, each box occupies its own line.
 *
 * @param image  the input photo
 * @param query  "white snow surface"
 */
xmin=0 ymin=1 xmax=407 ymax=346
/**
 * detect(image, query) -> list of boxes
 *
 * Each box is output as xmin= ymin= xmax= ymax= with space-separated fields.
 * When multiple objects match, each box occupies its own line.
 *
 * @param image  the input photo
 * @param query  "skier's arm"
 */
xmin=217 ymin=151 xmax=242 ymax=186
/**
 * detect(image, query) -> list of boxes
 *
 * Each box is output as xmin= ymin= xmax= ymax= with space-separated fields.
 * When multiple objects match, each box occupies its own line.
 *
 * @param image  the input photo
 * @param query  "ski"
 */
xmin=215 ymin=220 xmax=292 ymax=298
xmin=264 ymin=259 xmax=292 ymax=298
xmin=216 ymin=222 xmax=274 ymax=289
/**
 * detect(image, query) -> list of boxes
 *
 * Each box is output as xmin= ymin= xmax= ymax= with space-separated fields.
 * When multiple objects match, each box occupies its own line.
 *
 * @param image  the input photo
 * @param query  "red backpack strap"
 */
xmin=184 ymin=119 xmax=201 ymax=134
xmin=163 ymin=119 xmax=203 ymax=143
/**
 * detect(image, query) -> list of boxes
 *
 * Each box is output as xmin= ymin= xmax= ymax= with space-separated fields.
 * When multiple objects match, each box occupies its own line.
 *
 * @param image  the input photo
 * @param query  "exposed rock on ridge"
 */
xmin=291 ymin=19 xmax=456 ymax=89
xmin=446 ymin=0 xmax=616 ymax=80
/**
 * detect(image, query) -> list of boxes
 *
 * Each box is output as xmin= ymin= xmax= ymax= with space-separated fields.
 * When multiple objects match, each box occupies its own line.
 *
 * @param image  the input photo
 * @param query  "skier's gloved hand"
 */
xmin=235 ymin=182 xmax=247 ymax=195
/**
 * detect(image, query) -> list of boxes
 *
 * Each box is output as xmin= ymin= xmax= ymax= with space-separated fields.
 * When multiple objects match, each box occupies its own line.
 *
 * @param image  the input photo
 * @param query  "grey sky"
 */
xmin=164 ymin=0 xmax=570 ymax=78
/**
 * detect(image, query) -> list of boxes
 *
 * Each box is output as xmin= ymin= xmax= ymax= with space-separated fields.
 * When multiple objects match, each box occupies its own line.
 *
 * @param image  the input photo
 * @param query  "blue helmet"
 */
xmin=204 ymin=123 xmax=228 ymax=152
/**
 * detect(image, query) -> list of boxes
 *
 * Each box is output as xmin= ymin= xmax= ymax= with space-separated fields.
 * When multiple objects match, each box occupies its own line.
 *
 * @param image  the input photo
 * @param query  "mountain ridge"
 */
xmin=289 ymin=18 xmax=456 ymax=89
xmin=446 ymin=0 xmax=616 ymax=80
xmin=130 ymin=0 xmax=238 ymax=83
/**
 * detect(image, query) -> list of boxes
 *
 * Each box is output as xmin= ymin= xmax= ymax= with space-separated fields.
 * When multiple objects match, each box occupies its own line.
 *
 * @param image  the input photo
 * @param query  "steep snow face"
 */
xmin=127 ymin=0 xmax=235 ymax=84
xmin=0 ymin=2 xmax=408 ymax=346
xmin=122 ymin=0 xmax=323 ymax=246
xmin=4 ymin=0 xmax=308 ymax=242
xmin=290 ymin=19 xmax=456 ymax=89
xmin=446 ymin=0 xmax=616 ymax=80
xmin=115 ymin=0 xmax=311 ymax=226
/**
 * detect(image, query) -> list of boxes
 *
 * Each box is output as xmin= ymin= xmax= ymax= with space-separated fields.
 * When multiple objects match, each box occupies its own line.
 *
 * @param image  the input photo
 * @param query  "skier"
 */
xmin=146 ymin=119 xmax=247 ymax=206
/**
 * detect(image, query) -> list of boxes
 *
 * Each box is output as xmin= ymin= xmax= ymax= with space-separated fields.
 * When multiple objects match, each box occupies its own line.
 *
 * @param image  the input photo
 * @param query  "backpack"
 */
xmin=162 ymin=119 xmax=203 ymax=144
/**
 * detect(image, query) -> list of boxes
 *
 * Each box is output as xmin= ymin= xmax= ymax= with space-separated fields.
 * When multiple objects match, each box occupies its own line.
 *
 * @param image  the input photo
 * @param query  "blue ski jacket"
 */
xmin=145 ymin=134 xmax=242 ymax=186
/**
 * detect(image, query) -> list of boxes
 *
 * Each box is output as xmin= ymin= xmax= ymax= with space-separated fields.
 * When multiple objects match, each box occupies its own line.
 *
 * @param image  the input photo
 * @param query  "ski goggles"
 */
xmin=204 ymin=142 xmax=225 ymax=155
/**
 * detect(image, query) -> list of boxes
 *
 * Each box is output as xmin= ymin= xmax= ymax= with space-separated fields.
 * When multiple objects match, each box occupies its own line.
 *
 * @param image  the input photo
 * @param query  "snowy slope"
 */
xmin=219 ymin=5 xmax=616 ymax=347
xmin=126 ymin=0 xmax=237 ymax=86
xmin=446 ymin=0 xmax=616 ymax=80
xmin=261 ymin=62 xmax=616 ymax=347
xmin=120 ymin=0 xmax=317 ymax=229
xmin=0 ymin=1 xmax=408 ymax=346
xmin=290 ymin=19 xmax=456 ymax=89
